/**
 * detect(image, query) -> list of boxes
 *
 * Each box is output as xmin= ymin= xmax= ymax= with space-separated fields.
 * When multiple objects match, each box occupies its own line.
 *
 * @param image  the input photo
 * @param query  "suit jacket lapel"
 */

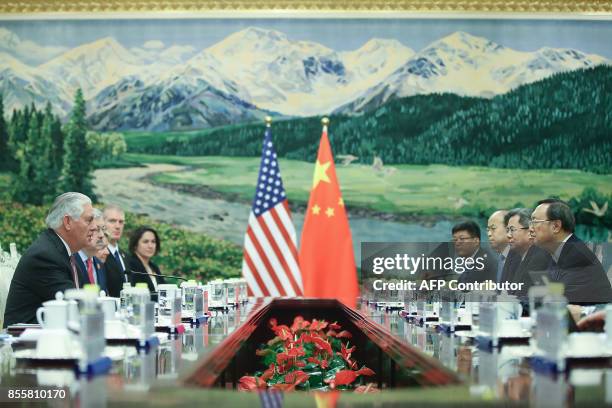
xmin=45 ymin=229 xmax=73 ymax=276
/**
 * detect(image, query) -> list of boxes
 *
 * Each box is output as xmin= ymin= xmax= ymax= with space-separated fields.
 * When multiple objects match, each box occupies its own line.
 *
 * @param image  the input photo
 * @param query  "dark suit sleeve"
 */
xmin=25 ymin=250 xmax=75 ymax=300
xmin=559 ymin=238 xmax=612 ymax=304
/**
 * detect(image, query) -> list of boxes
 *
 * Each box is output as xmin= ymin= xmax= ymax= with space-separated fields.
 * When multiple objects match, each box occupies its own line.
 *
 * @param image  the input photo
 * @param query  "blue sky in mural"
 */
xmin=2 ymin=18 xmax=611 ymax=58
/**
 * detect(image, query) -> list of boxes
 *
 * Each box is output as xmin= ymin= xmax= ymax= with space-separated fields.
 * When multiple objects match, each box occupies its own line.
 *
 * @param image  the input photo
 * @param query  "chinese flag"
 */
xmin=299 ymin=119 xmax=359 ymax=308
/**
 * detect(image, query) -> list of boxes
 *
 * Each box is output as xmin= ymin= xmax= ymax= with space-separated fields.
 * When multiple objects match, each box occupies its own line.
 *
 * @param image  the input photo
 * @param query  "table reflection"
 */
xmin=1 ymin=302 xmax=611 ymax=406
xmin=361 ymin=305 xmax=612 ymax=406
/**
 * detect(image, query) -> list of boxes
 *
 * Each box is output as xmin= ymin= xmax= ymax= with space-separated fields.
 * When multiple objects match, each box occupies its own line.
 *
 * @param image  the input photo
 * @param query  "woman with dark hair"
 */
xmin=127 ymin=226 xmax=165 ymax=293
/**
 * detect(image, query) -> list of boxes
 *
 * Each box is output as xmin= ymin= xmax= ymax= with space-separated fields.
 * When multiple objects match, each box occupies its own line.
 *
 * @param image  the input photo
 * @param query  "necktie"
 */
xmin=70 ymin=256 xmax=80 ymax=288
xmin=549 ymin=260 xmax=560 ymax=281
xmin=497 ymin=254 xmax=506 ymax=283
xmin=87 ymin=258 xmax=95 ymax=284
xmin=113 ymin=250 xmax=124 ymax=272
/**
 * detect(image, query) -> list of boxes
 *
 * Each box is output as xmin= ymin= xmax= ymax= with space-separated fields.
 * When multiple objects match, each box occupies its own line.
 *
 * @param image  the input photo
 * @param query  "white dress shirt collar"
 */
xmin=552 ymin=233 xmax=573 ymax=263
xmin=54 ymin=231 xmax=72 ymax=257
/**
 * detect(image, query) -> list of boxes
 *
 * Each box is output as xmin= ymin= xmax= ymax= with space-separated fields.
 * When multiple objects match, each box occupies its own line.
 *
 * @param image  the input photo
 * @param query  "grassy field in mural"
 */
xmin=124 ymin=153 xmax=612 ymax=218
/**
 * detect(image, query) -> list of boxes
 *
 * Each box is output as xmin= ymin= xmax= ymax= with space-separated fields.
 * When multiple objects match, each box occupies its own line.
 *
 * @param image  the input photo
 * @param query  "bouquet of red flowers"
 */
xmin=239 ymin=316 xmax=376 ymax=392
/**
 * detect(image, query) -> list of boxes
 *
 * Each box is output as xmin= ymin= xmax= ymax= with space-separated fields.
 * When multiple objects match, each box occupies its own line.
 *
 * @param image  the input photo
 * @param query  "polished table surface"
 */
xmin=1 ymin=302 xmax=611 ymax=406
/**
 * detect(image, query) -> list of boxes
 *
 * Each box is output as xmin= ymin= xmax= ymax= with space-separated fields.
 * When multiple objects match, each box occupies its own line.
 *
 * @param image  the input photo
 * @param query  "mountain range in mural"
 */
xmin=0 ymin=26 xmax=608 ymax=131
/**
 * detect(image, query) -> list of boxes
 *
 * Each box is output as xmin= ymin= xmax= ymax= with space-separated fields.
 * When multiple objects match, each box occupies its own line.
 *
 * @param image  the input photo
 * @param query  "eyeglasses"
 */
xmin=506 ymin=227 xmax=529 ymax=234
xmin=529 ymin=219 xmax=552 ymax=227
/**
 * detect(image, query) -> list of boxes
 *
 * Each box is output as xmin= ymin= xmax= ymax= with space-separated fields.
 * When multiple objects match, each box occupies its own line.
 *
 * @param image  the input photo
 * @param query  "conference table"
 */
xmin=1 ymin=300 xmax=611 ymax=406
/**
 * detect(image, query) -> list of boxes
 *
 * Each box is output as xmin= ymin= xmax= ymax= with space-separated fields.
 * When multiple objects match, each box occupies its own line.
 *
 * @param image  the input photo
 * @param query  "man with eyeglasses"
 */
xmin=531 ymin=199 xmax=612 ymax=304
xmin=451 ymin=220 xmax=497 ymax=283
xmin=487 ymin=210 xmax=520 ymax=285
xmin=503 ymin=208 xmax=551 ymax=297
xmin=4 ymin=192 xmax=98 ymax=327
xmin=72 ymin=208 xmax=109 ymax=293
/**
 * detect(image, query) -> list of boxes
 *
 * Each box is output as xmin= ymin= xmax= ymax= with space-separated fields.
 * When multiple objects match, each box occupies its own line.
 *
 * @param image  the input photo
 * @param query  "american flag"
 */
xmin=241 ymin=122 xmax=303 ymax=297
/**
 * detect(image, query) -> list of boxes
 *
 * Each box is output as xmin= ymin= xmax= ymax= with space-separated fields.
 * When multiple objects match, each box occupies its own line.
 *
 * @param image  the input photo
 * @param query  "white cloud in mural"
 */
xmin=0 ymin=27 xmax=68 ymax=65
xmin=143 ymin=40 xmax=165 ymax=50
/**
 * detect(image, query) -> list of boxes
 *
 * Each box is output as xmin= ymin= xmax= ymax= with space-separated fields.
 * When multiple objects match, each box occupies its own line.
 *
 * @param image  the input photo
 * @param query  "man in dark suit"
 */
xmin=531 ymin=199 xmax=612 ymax=304
xmin=72 ymin=209 xmax=109 ymax=293
xmin=452 ymin=221 xmax=497 ymax=283
xmin=103 ymin=204 xmax=128 ymax=297
xmin=4 ymin=192 xmax=97 ymax=326
xmin=487 ymin=209 xmax=520 ymax=285
xmin=503 ymin=208 xmax=551 ymax=298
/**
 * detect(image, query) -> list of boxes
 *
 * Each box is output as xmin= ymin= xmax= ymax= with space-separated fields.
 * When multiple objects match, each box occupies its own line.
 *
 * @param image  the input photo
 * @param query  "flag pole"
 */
xmin=265 ymin=115 xmax=272 ymax=127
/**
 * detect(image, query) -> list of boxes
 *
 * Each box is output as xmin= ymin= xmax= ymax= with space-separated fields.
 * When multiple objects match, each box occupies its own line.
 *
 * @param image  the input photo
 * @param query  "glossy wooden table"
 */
xmin=0 ymin=300 xmax=610 ymax=407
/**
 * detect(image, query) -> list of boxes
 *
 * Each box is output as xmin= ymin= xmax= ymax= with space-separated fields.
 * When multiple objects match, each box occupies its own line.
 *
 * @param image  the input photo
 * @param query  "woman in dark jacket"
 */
xmin=127 ymin=226 xmax=165 ymax=294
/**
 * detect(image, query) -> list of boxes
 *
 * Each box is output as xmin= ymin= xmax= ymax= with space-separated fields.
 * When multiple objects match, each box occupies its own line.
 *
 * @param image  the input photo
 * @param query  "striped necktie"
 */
xmin=70 ymin=256 xmax=80 ymax=288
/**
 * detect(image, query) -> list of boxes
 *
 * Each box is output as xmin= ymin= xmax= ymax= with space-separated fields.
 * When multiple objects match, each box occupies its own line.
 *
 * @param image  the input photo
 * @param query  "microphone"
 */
xmin=129 ymin=269 xmax=189 ymax=282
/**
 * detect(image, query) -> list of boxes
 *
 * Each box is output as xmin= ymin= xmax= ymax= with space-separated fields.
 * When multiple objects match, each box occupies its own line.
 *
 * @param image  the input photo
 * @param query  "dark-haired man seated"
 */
xmin=530 ymin=199 xmax=612 ymax=304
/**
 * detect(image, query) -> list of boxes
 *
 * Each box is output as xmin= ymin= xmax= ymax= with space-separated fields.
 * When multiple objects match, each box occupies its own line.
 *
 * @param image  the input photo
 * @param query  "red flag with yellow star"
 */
xmin=299 ymin=119 xmax=359 ymax=308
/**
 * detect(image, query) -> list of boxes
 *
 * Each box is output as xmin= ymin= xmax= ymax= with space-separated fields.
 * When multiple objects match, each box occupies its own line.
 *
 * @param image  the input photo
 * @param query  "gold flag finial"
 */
xmin=265 ymin=116 xmax=272 ymax=125
xmin=321 ymin=117 xmax=330 ymax=126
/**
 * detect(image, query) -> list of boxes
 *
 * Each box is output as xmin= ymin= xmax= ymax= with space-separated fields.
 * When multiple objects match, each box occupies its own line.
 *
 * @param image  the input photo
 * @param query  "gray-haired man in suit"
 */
xmin=4 ymin=192 xmax=97 ymax=326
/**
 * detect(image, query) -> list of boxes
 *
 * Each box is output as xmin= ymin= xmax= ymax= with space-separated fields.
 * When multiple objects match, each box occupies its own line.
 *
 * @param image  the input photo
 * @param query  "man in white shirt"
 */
xmin=72 ymin=209 xmax=109 ymax=293
xmin=487 ymin=210 xmax=518 ymax=284
xmin=531 ymin=199 xmax=612 ymax=304
xmin=103 ymin=204 xmax=128 ymax=297
xmin=452 ymin=220 xmax=497 ymax=283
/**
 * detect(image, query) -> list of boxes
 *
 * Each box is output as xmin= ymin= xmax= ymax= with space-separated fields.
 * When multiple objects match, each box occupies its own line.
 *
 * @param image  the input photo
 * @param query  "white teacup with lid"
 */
xmin=36 ymin=292 xmax=69 ymax=330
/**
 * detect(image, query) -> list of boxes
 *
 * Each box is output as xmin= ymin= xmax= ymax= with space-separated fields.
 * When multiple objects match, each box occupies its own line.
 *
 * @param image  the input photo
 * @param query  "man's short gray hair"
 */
xmin=102 ymin=204 xmax=124 ymax=219
xmin=93 ymin=208 xmax=103 ymax=220
xmin=45 ymin=192 xmax=92 ymax=230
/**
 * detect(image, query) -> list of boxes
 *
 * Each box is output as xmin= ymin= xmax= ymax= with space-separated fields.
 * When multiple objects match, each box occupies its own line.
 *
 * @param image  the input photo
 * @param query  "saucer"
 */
xmin=14 ymin=348 xmax=78 ymax=362
xmin=565 ymin=345 xmax=611 ymax=359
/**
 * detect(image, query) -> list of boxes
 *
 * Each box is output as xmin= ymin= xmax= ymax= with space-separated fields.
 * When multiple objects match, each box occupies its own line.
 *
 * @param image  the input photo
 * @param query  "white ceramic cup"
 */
xmin=36 ymin=298 xmax=69 ymax=330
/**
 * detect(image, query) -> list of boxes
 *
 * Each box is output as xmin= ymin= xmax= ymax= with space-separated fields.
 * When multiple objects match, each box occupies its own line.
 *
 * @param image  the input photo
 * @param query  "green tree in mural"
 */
xmin=57 ymin=88 xmax=96 ymax=200
xmin=7 ymin=107 xmax=29 ymax=172
xmin=10 ymin=113 xmax=49 ymax=205
xmin=0 ymin=95 xmax=9 ymax=171
xmin=39 ymin=102 xmax=64 ymax=202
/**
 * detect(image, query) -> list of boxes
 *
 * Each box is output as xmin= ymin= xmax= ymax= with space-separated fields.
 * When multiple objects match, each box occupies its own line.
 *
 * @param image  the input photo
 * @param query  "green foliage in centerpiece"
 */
xmin=239 ymin=317 xmax=376 ymax=392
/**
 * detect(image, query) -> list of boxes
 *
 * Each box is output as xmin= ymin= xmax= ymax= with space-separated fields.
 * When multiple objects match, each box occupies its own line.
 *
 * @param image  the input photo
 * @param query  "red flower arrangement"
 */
xmin=239 ymin=316 xmax=377 ymax=392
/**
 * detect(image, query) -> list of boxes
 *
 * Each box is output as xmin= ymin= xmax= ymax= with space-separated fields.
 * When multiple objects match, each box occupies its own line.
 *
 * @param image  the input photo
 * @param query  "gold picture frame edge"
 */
xmin=1 ymin=0 xmax=611 ymax=14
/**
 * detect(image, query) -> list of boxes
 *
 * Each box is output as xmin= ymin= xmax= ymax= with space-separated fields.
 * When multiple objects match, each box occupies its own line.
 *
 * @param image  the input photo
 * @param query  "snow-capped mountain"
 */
xmin=203 ymin=27 xmax=352 ymax=115
xmin=0 ymin=27 xmax=608 ymax=130
xmin=337 ymin=31 xmax=608 ymax=113
xmin=88 ymin=69 xmax=270 ymax=131
xmin=39 ymin=37 xmax=145 ymax=99
xmin=0 ymin=52 xmax=71 ymax=116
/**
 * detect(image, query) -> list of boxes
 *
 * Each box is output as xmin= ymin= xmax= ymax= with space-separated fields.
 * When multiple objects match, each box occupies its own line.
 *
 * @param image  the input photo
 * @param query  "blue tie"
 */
xmin=114 ymin=250 xmax=124 ymax=272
